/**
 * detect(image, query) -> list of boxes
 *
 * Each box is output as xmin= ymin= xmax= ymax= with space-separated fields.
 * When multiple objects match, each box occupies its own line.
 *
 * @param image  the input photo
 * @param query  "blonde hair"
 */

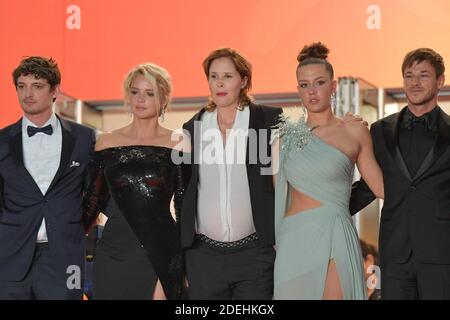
xmin=123 ymin=63 xmax=172 ymax=116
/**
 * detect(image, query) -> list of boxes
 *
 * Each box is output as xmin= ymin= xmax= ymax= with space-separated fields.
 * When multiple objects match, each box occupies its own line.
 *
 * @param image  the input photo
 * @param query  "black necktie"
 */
xmin=404 ymin=113 xmax=430 ymax=130
xmin=27 ymin=124 xmax=53 ymax=137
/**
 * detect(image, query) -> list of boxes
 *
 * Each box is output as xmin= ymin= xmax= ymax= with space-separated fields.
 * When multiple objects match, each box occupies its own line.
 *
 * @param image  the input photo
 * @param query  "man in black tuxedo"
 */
xmin=350 ymin=48 xmax=450 ymax=299
xmin=0 ymin=56 xmax=95 ymax=299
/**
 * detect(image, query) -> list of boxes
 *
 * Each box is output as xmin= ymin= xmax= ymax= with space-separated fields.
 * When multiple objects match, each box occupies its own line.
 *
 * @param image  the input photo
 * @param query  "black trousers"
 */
xmin=0 ymin=243 xmax=82 ymax=300
xmin=185 ymin=238 xmax=275 ymax=300
xmin=382 ymin=253 xmax=450 ymax=300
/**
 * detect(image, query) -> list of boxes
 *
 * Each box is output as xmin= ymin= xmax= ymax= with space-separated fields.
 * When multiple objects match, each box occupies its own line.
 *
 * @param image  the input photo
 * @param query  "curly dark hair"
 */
xmin=12 ymin=56 xmax=61 ymax=89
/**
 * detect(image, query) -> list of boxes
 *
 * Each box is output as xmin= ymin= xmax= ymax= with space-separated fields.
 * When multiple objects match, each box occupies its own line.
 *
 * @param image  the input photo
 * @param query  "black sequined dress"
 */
xmin=83 ymin=145 xmax=190 ymax=299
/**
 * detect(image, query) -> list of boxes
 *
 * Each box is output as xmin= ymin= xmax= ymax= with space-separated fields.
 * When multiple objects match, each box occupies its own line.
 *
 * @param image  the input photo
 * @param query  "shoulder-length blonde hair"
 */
xmin=202 ymin=47 xmax=253 ymax=111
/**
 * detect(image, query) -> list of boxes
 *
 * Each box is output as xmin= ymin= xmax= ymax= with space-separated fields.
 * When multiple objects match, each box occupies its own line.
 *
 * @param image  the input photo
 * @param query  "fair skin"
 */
xmin=16 ymin=74 xmax=59 ymax=127
xmin=208 ymin=57 xmax=248 ymax=144
xmin=403 ymin=60 xmax=445 ymax=116
xmin=95 ymin=74 xmax=188 ymax=300
xmin=272 ymin=63 xmax=384 ymax=300
xmin=95 ymin=74 xmax=188 ymax=152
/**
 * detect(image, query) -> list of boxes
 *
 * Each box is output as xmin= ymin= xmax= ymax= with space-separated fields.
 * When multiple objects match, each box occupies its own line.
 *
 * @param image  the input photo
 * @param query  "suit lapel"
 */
xmin=8 ymin=118 xmax=44 ymax=197
xmin=246 ymin=103 xmax=264 ymax=171
xmin=47 ymin=116 xmax=76 ymax=193
xmin=245 ymin=104 xmax=272 ymax=221
xmin=190 ymin=108 xmax=207 ymax=184
xmin=382 ymin=108 xmax=413 ymax=181
xmin=414 ymin=107 xmax=450 ymax=181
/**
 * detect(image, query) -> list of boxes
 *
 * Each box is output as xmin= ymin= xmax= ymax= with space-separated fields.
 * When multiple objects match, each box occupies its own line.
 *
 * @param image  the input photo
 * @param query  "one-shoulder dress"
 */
xmin=273 ymin=118 xmax=366 ymax=300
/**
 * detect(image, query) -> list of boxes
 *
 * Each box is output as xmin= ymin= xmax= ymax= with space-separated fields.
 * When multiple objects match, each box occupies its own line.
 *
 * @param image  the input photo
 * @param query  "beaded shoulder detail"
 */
xmin=272 ymin=113 xmax=313 ymax=153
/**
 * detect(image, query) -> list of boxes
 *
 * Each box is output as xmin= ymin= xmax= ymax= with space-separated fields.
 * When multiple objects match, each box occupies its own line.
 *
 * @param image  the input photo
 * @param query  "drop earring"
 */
xmin=331 ymin=92 xmax=337 ymax=110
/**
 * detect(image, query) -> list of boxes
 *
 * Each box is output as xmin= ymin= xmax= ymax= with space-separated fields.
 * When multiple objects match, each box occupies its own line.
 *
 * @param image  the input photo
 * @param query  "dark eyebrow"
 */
xmin=17 ymin=81 xmax=47 ymax=85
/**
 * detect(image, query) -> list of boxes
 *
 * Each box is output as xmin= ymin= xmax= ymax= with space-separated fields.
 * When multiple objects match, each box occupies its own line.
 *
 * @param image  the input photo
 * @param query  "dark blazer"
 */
xmin=350 ymin=106 xmax=450 ymax=265
xmin=0 ymin=116 xmax=95 ymax=281
xmin=181 ymin=103 xmax=282 ymax=248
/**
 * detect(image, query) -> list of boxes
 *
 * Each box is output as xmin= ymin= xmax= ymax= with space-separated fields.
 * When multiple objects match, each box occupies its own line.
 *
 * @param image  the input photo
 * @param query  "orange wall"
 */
xmin=2 ymin=0 xmax=450 ymax=127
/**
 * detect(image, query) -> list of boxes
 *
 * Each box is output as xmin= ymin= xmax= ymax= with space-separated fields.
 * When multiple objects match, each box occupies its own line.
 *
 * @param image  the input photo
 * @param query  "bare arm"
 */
xmin=354 ymin=125 xmax=384 ymax=199
xmin=94 ymin=133 xmax=114 ymax=151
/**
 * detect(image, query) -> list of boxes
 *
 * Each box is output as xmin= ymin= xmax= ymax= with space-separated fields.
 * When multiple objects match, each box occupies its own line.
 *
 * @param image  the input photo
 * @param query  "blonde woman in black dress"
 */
xmin=83 ymin=63 xmax=190 ymax=299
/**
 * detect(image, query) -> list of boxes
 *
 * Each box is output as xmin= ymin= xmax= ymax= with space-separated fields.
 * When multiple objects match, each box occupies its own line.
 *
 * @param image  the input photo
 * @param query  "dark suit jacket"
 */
xmin=0 ymin=116 xmax=95 ymax=281
xmin=180 ymin=103 xmax=282 ymax=248
xmin=350 ymin=106 xmax=450 ymax=265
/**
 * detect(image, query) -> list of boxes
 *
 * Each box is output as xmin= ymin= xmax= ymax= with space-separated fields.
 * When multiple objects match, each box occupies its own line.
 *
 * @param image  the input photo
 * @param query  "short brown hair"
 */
xmin=12 ymin=56 xmax=61 ymax=89
xmin=202 ymin=47 xmax=253 ymax=111
xmin=402 ymin=48 xmax=445 ymax=78
xmin=360 ymin=239 xmax=379 ymax=266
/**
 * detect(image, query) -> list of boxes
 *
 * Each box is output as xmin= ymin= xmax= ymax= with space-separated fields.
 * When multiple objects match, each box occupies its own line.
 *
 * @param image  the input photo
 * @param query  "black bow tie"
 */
xmin=27 ymin=124 xmax=53 ymax=137
xmin=404 ymin=113 xmax=431 ymax=131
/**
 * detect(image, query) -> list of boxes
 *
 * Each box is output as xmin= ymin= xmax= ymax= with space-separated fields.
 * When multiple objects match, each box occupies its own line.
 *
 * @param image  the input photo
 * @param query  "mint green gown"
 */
xmin=273 ymin=118 xmax=367 ymax=300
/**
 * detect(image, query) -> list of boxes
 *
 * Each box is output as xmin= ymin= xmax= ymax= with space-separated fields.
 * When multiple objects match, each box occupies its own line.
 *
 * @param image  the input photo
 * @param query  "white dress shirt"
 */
xmin=22 ymin=113 xmax=62 ymax=243
xmin=196 ymin=107 xmax=256 ymax=242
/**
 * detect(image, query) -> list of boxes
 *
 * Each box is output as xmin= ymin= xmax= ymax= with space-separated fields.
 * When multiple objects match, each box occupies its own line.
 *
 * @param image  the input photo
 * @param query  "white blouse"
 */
xmin=196 ymin=107 xmax=256 ymax=242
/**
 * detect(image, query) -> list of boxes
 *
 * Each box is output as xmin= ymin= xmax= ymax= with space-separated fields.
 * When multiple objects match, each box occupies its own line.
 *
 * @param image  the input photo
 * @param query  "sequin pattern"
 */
xmin=82 ymin=145 xmax=190 ymax=299
xmin=272 ymin=113 xmax=313 ymax=153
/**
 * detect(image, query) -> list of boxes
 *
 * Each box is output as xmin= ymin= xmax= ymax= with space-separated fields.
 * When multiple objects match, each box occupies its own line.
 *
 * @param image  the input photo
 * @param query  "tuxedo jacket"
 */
xmin=0 ymin=116 xmax=95 ymax=281
xmin=180 ymin=103 xmax=282 ymax=248
xmin=350 ymin=106 xmax=450 ymax=265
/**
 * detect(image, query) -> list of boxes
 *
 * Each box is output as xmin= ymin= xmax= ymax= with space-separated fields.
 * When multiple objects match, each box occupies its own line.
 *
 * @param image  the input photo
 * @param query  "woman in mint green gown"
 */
xmin=272 ymin=43 xmax=384 ymax=300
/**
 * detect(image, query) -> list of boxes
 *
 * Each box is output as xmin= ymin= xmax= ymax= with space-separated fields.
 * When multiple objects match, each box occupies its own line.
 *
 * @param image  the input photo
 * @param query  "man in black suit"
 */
xmin=350 ymin=48 xmax=450 ymax=299
xmin=181 ymin=48 xmax=282 ymax=299
xmin=0 ymin=56 xmax=95 ymax=299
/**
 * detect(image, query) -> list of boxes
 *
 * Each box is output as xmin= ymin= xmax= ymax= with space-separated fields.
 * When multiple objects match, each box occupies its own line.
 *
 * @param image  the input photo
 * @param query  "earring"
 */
xmin=331 ymin=92 xmax=337 ymax=110
xmin=159 ymin=108 xmax=165 ymax=122
xmin=127 ymin=105 xmax=133 ymax=118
